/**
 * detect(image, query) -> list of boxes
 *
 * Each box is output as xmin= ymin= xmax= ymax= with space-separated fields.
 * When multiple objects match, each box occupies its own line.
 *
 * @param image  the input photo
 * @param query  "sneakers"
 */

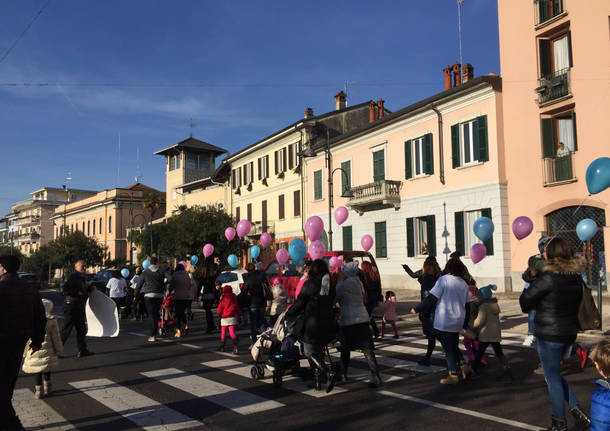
xmin=440 ymin=372 xmax=459 ymax=385
xmin=34 ymin=385 xmax=43 ymax=399
xmin=522 ymin=334 xmax=536 ymax=347
xmin=569 ymin=405 xmax=591 ymax=429
xmin=174 ymin=329 xmax=182 ymax=339
xmin=77 ymin=350 xmax=95 ymax=358
xmin=148 ymin=336 xmax=156 ymax=342
xmin=326 ymin=371 xmax=336 ymax=393
xmin=533 ymin=364 xmax=544 ymax=375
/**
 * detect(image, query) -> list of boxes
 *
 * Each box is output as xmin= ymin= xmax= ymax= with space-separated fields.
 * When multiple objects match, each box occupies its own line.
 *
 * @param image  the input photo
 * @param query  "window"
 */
xmin=342 ymin=226 xmax=353 ymax=251
xmin=108 ymin=216 xmax=112 ymax=233
xmin=242 ymin=162 xmax=253 ymax=185
xmin=454 ymin=208 xmax=494 ymax=257
xmin=451 ymin=115 xmax=488 ymax=168
xmin=82 ymin=222 xmax=85 ymax=232
xmin=406 ymin=215 xmax=436 ymax=257
xmin=235 ymin=207 xmax=240 ymax=221
xmin=99 ymin=217 xmax=102 ymax=234
xmin=405 ymin=134 xmax=433 ymax=179
xmin=247 ymin=203 xmax=252 ymax=222
xmin=538 ymin=32 xmax=572 ymax=104
xmin=169 ymin=154 xmax=181 ymax=171
xmin=313 ymin=169 xmax=323 ymax=201
xmin=261 ymin=200 xmax=267 ymax=231
xmin=258 ymin=155 xmax=269 ymax=180
xmin=293 ymin=190 xmax=301 ymax=217
xmin=372 ymin=149 xmax=385 ymax=181
xmin=232 ymin=167 xmax=242 ymax=189
xmin=288 ymin=142 xmax=301 ymax=169
xmin=275 ymin=148 xmax=287 ymax=174
xmin=71 ymin=224 xmax=74 ymax=232
xmin=374 ymin=222 xmax=387 ymax=258
xmin=87 ymin=220 xmax=90 ymax=236
xmin=93 ymin=219 xmax=96 ymax=236
xmin=278 ymin=194 xmax=285 ymax=220
xmin=541 ymin=111 xmax=577 ymax=183
xmin=186 ymin=152 xmax=211 ymax=170
xmin=536 ymin=0 xmax=564 ymax=25
xmin=340 ymin=160 xmax=351 ymax=194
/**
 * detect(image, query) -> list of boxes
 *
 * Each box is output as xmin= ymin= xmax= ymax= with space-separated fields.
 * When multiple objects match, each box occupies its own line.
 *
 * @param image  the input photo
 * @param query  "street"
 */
xmin=13 ymin=290 xmax=600 ymax=431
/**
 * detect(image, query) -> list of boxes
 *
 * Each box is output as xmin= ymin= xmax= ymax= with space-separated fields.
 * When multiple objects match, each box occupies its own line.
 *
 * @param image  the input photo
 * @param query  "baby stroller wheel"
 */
xmin=251 ymin=365 xmax=264 ymax=380
xmin=272 ymin=373 xmax=283 ymax=388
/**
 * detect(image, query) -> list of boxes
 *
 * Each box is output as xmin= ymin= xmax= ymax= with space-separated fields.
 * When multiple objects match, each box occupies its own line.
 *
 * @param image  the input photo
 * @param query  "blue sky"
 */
xmin=0 ymin=0 xmax=499 ymax=215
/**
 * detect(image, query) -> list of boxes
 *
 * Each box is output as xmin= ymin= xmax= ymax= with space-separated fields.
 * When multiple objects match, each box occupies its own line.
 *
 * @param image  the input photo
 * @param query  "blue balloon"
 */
xmin=121 ymin=268 xmax=129 ymax=278
xmin=576 ymin=218 xmax=598 ymax=242
xmin=250 ymin=245 xmax=260 ymax=260
xmin=227 ymin=254 xmax=238 ymax=268
xmin=289 ymin=238 xmax=307 ymax=264
xmin=586 ymin=157 xmax=610 ymax=195
xmin=473 ymin=217 xmax=494 ymax=242
xmin=190 ymin=255 xmax=199 ymax=265
xmin=142 ymin=259 xmax=151 ymax=270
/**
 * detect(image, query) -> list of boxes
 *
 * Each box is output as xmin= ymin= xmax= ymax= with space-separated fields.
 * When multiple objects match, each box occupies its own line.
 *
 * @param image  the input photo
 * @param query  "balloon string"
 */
xmin=572 ymin=196 xmax=588 ymax=217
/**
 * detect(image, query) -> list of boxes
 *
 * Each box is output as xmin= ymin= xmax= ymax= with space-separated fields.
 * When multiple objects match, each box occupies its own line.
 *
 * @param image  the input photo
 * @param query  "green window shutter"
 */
xmin=481 ymin=208 xmax=494 ymax=256
xmin=374 ymin=221 xmax=387 ymax=258
xmin=567 ymin=30 xmax=573 ymax=67
xmin=539 ymin=39 xmax=551 ymax=76
xmin=454 ymin=211 xmax=465 ymax=256
xmin=423 ymin=133 xmax=434 ymax=174
xmin=571 ymin=111 xmax=578 ymax=151
xmin=341 ymin=160 xmax=351 ymax=194
xmin=451 ymin=124 xmax=460 ymax=168
xmin=477 ymin=115 xmax=489 ymax=162
xmin=342 ymin=226 xmax=353 ymax=251
xmin=406 ymin=218 xmax=414 ymax=257
xmin=541 ymin=118 xmax=555 ymax=158
xmin=405 ymin=140 xmax=412 ymax=179
xmin=427 ymin=215 xmax=436 ymax=258
xmin=314 ymin=170 xmax=322 ymax=200
xmin=373 ymin=150 xmax=385 ymax=181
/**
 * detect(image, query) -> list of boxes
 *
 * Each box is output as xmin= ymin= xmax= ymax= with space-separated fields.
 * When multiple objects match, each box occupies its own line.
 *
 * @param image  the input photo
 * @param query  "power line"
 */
xmin=0 ymin=0 xmax=51 ymax=66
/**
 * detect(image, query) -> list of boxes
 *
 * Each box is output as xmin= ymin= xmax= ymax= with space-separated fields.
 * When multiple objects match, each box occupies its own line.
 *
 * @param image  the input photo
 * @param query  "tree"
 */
xmin=142 ymin=192 xmax=162 ymax=253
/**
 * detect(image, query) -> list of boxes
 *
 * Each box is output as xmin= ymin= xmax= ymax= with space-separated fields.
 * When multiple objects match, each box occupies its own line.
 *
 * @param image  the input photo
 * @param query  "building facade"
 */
xmin=498 ymin=0 xmax=609 ymax=289
xmin=51 ymin=183 xmax=165 ymax=263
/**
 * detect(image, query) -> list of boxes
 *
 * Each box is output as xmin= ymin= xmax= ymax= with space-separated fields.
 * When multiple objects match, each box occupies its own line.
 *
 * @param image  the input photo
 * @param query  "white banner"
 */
xmin=86 ymin=289 xmax=120 ymax=337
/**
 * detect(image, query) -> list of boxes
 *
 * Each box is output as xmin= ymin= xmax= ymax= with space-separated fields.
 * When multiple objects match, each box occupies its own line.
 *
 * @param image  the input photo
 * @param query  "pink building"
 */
xmin=498 ymin=0 xmax=609 ymax=290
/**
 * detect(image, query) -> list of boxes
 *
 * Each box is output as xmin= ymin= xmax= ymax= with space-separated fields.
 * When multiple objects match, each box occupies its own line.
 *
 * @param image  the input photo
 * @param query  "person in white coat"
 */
xmin=22 ymin=299 xmax=63 ymax=399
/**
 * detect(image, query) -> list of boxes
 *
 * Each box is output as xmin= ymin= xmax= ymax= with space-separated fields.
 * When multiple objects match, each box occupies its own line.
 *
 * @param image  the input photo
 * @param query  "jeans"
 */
xmin=436 ymin=331 xmax=462 ymax=373
xmin=536 ymin=339 xmax=579 ymax=419
xmin=249 ymin=307 xmax=267 ymax=342
xmin=528 ymin=310 xmax=536 ymax=335
xmin=0 ymin=337 xmax=28 ymax=428
xmin=61 ymin=300 xmax=88 ymax=352
xmin=144 ymin=297 xmax=163 ymax=337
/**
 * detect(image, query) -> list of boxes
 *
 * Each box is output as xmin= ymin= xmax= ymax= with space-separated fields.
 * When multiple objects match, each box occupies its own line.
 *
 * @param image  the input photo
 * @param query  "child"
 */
xmin=462 ymin=284 xmax=486 ymax=367
xmin=217 ymin=285 xmax=242 ymax=354
xmin=381 ymin=291 xmax=398 ymax=339
xmin=22 ymin=299 xmax=63 ymax=399
xmin=589 ymin=339 xmax=610 ymax=431
xmin=521 ymin=254 xmax=545 ymax=347
xmin=269 ymin=277 xmax=287 ymax=326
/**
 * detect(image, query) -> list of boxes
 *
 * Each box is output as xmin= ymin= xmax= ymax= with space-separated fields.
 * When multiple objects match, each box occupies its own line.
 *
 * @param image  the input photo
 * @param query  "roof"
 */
xmin=177 ymin=162 xmax=230 ymax=191
xmin=155 ymin=137 xmax=228 ymax=156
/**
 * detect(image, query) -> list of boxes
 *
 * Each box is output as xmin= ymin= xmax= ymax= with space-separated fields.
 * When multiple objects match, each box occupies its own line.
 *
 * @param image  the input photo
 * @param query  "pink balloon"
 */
xmin=260 ymin=232 xmax=272 ymax=248
xmin=202 ymin=243 xmax=214 ymax=258
xmin=179 ymin=260 xmax=188 ymax=269
xmin=308 ymin=240 xmax=325 ymax=260
xmin=276 ymin=248 xmax=289 ymax=266
xmin=329 ymin=256 xmax=339 ymax=268
xmin=334 ymin=206 xmax=349 ymax=226
xmin=337 ymin=255 xmax=344 ymax=266
xmin=361 ymin=234 xmax=374 ymax=252
xmin=225 ymin=227 xmax=235 ymax=242
xmin=470 ymin=243 xmax=487 ymax=264
xmin=236 ymin=220 xmax=252 ymax=238
xmin=512 ymin=216 xmax=534 ymax=240
xmin=305 ymin=216 xmax=324 ymax=241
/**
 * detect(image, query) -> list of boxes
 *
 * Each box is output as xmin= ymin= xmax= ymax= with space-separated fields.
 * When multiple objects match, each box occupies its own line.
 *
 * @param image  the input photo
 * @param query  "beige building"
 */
xmin=51 ymin=183 xmax=165 ymax=263
xmin=11 ymin=187 xmax=96 ymax=256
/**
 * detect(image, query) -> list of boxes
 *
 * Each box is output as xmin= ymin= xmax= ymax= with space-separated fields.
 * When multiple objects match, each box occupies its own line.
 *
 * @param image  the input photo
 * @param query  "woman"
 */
xmin=200 ymin=266 xmax=217 ymax=333
xmin=411 ymin=257 xmax=470 ymax=384
xmin=285 ymin=259 xmax=337 ymax=392
xmin=403 ymin=257 xmax=441 ymax=366
xmin=361 ymin=261 xmax=382 ymax=339
xmin=106 ymin=270 xmax=127 ymax=318
xmin=336 ymin=261 xmax=382 ymax=387
xmin=136 ymin=257 xmax=165 ymax=342
xmin=169 ymin=263 xmax=193 ymax=338
xmin=269 ymin=277 xmax=288 ymax=326
xmin=520 ymin=237 xmax=590 ymax=430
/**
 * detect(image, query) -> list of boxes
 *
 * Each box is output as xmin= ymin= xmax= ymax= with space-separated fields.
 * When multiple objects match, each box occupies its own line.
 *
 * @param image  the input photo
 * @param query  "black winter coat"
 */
xmin=362 ymin=273 xmax=382 ymax=305
xmin=62 ymin=272 xmax=89 ymax=299
xmin=243 ymin=271 xmax=268 ymax=309
xmin=519 ymin=257 xmax=585 ymax=344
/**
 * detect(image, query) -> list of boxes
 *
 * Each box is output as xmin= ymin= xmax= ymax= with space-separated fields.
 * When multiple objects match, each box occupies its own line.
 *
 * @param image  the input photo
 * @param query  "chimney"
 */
xmin=443 ymin=65 xmax=452 ymax=90
xmin=452 ymin=62 xmax=462 ymax=87
xmin=334 ymin=91 xmax=347 ymax=110
xmin=462 ymin=63 xmax=474 ymax=83
xmin=377 ymin=99 xmax=385 ymax=119
xmin=369 ymin=100 xmax=377 ymax=122
xmin=304 ymin=107 xmax=314 ymax=119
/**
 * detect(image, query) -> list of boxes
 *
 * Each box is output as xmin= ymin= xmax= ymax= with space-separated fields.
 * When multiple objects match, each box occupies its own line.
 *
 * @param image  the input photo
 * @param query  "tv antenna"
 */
xmin=457 ymin=0 xmax=464 ymax=66
xmin=344 ymin=81 xmax=355 ymax=105
xmin=65 ymin=172 xmax=72 ymax=188
xmin=135 ymin=145 xmax=143 ymax=183
xmin=189 ymin=118 xmax=198 ymax=137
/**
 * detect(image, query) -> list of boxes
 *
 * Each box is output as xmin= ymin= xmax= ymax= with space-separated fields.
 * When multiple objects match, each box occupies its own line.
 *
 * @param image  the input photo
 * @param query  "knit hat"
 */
xmin=538 ymin=236 xmax=551 ymax=254
xmin=41 ymin=298 xmax=53 ymax=317
xmin=477 ymin=284 xmax=497 ymax=299
xmin=341 ymin=261 xmax=360 ymax=277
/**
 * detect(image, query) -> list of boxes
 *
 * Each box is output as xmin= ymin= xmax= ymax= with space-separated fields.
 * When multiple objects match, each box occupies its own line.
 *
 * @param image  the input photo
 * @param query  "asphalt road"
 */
xmin=13 ymin=291 xmax=600 ymax=431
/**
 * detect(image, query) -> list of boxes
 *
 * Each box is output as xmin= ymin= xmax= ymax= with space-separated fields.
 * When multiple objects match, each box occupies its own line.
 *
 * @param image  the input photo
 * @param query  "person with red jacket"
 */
xmin=216 ymin=285 xmax=241 ymax=354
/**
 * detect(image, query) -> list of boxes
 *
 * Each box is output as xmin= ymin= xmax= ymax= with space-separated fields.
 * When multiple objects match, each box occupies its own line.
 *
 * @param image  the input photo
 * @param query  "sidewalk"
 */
xmin=391 ymin=288 xmax=610 ymax=346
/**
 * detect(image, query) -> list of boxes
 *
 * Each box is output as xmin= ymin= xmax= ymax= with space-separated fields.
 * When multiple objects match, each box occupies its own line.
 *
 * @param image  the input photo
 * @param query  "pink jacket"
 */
xmin=382 ymin=298 xmax=397 ymax=321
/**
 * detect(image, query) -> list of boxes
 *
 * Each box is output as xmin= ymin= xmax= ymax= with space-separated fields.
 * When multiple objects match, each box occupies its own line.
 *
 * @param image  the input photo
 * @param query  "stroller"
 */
xmin=158 ymin=293 xmax=177 ymax=336
xmin=250 ymin=311 xmax=302 ymax=387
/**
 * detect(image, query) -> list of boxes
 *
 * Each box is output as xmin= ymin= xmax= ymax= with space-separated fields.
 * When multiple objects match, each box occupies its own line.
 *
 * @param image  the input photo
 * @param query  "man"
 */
xmin=136 ymin=257 xmax=165 ymax=342
xmin=61 ymin=260 xmax=94 ymax=357
xmin=243 ymin=262 xmax=270 ymax=344
xmin=0 ymin=255 xmax=46 ymax=430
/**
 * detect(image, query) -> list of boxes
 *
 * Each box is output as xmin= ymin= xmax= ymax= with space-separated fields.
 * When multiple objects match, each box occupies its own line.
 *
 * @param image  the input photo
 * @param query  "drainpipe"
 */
xmin=429 ymin=104 xmax=445 ymax=185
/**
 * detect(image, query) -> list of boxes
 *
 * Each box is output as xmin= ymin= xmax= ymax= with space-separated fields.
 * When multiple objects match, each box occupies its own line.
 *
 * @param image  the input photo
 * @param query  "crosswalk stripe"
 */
xmin=13 ymin=388 xmax=75 ymax=431
xmin=329 ymin=349 xmax=446 ymax=374
xmin=142 ymin=368 xmax=284 ymax=414
xmin=68 ymin=378 xmax=200 ymax=431
xmin=385 ymin=334 xmax=525 ymax=354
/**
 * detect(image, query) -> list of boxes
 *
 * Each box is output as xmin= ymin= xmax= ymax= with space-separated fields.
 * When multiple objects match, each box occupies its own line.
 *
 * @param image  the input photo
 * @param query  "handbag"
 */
xmin=578 ymin=281 xmax=601 ymax=331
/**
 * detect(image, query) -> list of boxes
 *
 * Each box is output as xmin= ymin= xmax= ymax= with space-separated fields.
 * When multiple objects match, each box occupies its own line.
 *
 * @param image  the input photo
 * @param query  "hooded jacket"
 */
xmin=519 ymin=256 xmax=585 ymax=344
xmin=170 ymin=270 xmax=193 ymax=300
xmin=336 ymin=263 xmax=370 ymax=327
xmin=243 ymin=270 xmax=269 ymax=309
xmin=217 ymin=286 xmax=241 ymax=319
xmin=591 ymin=378 xmax=610 ymax=431
xmin=470 ymin=298 xmax=501 ymax=343
xmin=22 ymin=316 xmax=63 ymax=374
xmin=136 ymin=265 xmax=165 ymax=296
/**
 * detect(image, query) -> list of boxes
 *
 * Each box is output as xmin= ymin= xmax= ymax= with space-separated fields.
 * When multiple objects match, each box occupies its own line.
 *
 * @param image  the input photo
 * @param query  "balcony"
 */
xmin=536 ymin=68 xmax=571 ymax=105
xmin=248 ymin=221 xmax=275 ymax=237
xmin=535 ymin=0 xmax=564 ymax=27
xmin=17 ymin=232 xmax=40 ymax=241
xmin=14 ymin=215 xmax=41 ymax=226
xmin=542 ymin=154 xmax=576 ymax=186
xmin=347 ymin=180 xmax=402 ymax=214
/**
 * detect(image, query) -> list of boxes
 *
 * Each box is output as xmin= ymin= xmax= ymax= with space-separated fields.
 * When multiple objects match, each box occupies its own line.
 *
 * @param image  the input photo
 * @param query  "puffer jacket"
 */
xmin=170 ymin=270 xmax=193 ymax=300
xmin=136 ymin=266 xmax=165 ymax=296
xmin=243 ymin=271 xmax=268 ymax=309
xmin=470 ymin=298 xmax=501 ymax=343
xmin=591 ymin=378 xmax=610 ymax=431
xmin=336 ymin=275 xmax=370 ymax=327
xmin=519 ymin=256 xmax=585 ymax=344
xmin=270 ymin=284 xmax=288 ymax=316
xmin=22 ymin=317 xmax=63 ymax=373
xmin=217 ymin=286 xmax=241 ymax=318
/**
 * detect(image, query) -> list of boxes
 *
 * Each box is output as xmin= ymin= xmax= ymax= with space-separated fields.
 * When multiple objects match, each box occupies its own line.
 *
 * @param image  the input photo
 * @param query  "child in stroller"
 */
xmin=158 ymin=293 xmax=177 ymax=336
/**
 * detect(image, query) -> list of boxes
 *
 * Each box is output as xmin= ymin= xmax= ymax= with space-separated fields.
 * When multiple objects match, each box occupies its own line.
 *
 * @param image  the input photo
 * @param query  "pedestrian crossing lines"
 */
xmin=328 ymin=347 xmax=446 ymax=374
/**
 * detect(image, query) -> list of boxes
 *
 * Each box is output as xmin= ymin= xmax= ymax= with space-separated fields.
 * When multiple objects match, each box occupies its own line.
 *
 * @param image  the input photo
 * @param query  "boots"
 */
xmin=34 ymin=385 xmax=43 ymax=399
xmin=460 ymin=363 xmax=472 ymax=381
xmin=363 ymin=350 xmax=382 ymax=388
xmin=440 ymin=372 xmax=460 ymax=385
xmin=232 ymin=338 xmax=239 ymax=355
xmin=546 ymin=417 xmax=568 ymax=431
xmin=569 ymin=405 xmax=591 ymax=430
xmin=217 ymin=339 xmax=226 ymax=352
xmin=43 ymin=381 xmax=52 ymax=396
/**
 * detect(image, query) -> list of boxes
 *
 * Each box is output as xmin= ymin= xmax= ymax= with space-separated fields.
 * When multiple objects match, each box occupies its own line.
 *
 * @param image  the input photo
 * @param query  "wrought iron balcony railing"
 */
xmin=542 ymin=154 xmax=575 ymax=186
xmin=537 ymin=68 xmax=570 ymax=105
